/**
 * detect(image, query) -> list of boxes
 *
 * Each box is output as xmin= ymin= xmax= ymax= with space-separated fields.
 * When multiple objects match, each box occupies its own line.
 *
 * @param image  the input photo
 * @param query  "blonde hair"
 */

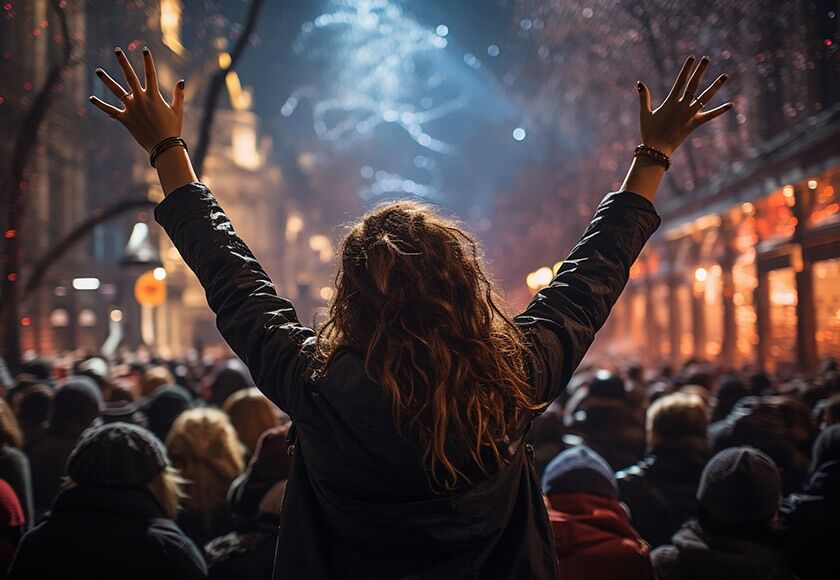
xmin=147 ymin=466 xmax=188 ymax=519
xmin=0 ymin=399 xmax=23 ymax=448
xmin=223 ymin=388 xmax=281 ymax=452
xmin=165 ymin=408 xmax=244 ymax=522
xmin=647 ymin=392 xmax=708 ymax=441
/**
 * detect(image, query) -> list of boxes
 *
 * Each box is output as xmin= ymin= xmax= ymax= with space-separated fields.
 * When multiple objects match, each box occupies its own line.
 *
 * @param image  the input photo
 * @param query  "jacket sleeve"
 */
xmin=515 ymin=190 xmax=660 ymax=405
xmin=154 ymin=182 xmax=315 ymax=417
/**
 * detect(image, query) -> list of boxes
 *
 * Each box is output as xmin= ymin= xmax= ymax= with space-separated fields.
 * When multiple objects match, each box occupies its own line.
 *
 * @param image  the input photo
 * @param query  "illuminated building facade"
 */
xmin=604 ymin=105 xmax=840 ymax=373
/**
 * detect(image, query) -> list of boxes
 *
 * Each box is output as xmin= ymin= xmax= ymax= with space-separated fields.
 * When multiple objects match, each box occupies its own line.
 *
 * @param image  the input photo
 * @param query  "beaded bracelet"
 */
xmin=150 ymin=136 xmax=188 ymax=168
xmin=633 ymin=144 xmax=671 ymax=171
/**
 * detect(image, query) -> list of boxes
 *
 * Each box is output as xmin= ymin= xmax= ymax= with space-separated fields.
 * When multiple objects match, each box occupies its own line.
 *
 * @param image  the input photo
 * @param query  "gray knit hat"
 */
xmin=697 ymin=446 xmax=781 ymax=525
xmin=67 ymin=423 xmax=169 ymax=488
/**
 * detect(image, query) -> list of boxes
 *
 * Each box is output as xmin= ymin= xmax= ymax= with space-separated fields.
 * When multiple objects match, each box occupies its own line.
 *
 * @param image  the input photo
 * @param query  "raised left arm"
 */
xmin=89 ymin=48 xmax=314 ymax=415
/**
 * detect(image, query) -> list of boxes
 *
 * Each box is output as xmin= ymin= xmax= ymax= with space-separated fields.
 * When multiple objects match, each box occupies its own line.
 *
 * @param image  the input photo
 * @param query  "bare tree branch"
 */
xmin=1 ymin=0 xmax=77 ymax=368
xmin=192 ymin=0 xmax=266 ymax=176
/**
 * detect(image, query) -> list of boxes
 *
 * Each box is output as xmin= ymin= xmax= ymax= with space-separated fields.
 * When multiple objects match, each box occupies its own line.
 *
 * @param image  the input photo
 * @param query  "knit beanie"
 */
xmin=587 ymin=371 xmax=626 ymax=399
xmin=67 ymin=423 xmax=169 ymax=488
xmin=697 ymin=446 xmax=780 ymax=525
xmin=541 ymin=445 xmax=619 ymax=499
xmin=51 ymin=376 xmax=103 ymax=434
xmin=143 ymin=384 xmax=192 ymax=442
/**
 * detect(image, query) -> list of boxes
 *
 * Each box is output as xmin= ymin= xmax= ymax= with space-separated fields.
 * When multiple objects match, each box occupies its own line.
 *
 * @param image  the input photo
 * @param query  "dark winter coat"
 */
xmin=651 ymin=521 xmax=796 ymax=580
xmin=155 ymin=183 xmax=660 ymax=579
xmin=780 ymin=453 xmax=840 ymax=578
xmin=616 ymin=440 xmax=710 ymax=547
xmin=8 ymin=485 xmax=206 ymax=579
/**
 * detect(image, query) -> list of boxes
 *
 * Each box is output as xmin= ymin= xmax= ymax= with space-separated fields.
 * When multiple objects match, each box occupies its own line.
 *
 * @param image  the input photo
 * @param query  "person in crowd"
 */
xmin=75 ymin=356 xmax=112 ymax=400
xmin=0 ymin=358 xmax=12 ymax=400
xmin=780 ymin=424 xmax=840 ymax=580
xmin=14 ymin=359 xmax=53 ymax=387
xmin=623 ymin=363 xmax=648 ymax=409
xmin=141 ymin=364 xmax=176 ymax=398
xmin=206 ymin=359 xmax=254 ymax=408
xmin=563 ymin=371 xmax=646 ymax=469
xmin=0 ymin=479 xmax=25 ymax=579
xmin=222 ymin=387 xmax=286 ymax=456
xmin=90 ymin=46 xmax=730 ymax=577
xmin=166 ymin=407 xmax=245 ymax=548
xmin=651 ymin=447 xmax=795 ymax=580
xmin=205 ymin=426 xmax=291 ymax=580
xmin=28 ymin=375 xmax=102 ymax=517
xmin=708 ymin=395 xmax=811 ymax=494
xmin=8 ymin=423 xmax=206 ymax=579
xmin=143 ymin=383 xmax=193 ymax=443
xmin=9 ymin=381 xmax=52 ymax=454
xmin=542 ymin=446 xmax=654 ymax=579
xmin=616 ymin=392 xmax=710 ymax=548
xmin=820 ymin=393 xmax=840 ymax=429
xmin=679 ymin=384 xmax=711 ymax=408
xmin=709 ymin=374 xmax=748 ymax=423
xmin=0 ymin=401 xmax=33 ymax=530
xmin=747 ymin=372 xmax=774 ymax=397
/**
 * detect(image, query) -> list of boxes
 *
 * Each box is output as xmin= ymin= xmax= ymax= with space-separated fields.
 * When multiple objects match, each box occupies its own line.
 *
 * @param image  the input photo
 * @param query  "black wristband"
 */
xmin=633 ymin=144 xmax=671 ymax=171
xmin=150 ymin=136 xmax=188 ymax=168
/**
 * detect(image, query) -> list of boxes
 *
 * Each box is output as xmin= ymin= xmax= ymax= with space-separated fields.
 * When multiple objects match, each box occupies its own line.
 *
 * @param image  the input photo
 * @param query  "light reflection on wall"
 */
xmin=815 ymin=258 xmax=840 ymax=361
xmin=767 ymin=268 xmax=797 ymax=369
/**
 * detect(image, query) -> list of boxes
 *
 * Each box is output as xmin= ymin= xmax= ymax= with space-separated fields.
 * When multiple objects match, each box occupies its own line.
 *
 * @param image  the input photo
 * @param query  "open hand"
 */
xmin=638 ymin=55 xmax=732 ymax=156
xmin=89 ymin=47 xmax=185 ymax=153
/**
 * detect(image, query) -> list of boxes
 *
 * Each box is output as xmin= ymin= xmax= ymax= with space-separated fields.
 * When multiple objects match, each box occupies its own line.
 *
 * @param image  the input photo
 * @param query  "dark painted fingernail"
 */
xmin=88 ymin=96 xmax=94 ymax=101
xmin=637 ymin=81 xmax=642 ymax=91
xmin=142 ymin=46 xmax=149 ymax=54
xmin=95 ymin=68 xmax=104 ymax=76
xmin=721 ymin=74 xmax=729 ymax=81
xmin=688 ymin=55 xmax=695 ymax=61
xmin=114 ymin=47 xmax=122 ymax=54
xmin=701 ymin=55 xmax=709 ymax=62
xmin=178 ymin=79 xmax=185 ymax=88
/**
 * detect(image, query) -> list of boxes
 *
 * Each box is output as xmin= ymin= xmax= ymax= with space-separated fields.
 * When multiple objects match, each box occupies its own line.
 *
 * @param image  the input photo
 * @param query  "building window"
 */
xmin=767 ymin=268 xmax=797 ymax=371
xmin=232 ymin=123 xmax=261 ymax=169
xmin=733 ymin=257 xmax=758 ymax=365
xmin=814 ymin=258 xmax=840 ymax=361
xmin=160 ymin=0 xmax=185 ymax=55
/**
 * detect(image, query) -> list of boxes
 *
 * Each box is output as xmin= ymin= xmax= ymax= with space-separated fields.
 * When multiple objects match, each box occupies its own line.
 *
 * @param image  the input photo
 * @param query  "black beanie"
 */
xmin=541 ymin=445 xmax=619 ymax=499
xmin=52 ymin=376 xmax=103 ymax=433
xmin=697 ymin=447 xmax=780 ymax=525
xmin=67 ymin=423 xmax=169 ymax=488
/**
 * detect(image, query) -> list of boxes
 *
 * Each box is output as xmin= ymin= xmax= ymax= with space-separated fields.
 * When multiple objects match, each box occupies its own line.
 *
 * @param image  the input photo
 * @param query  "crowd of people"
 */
xmin=0 ymin=351 xmax=835 ymax=579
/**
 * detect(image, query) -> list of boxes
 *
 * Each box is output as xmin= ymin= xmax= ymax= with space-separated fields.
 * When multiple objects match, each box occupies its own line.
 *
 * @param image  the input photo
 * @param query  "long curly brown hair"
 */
xmin=316 ymin=200 xmax=542 ymax=491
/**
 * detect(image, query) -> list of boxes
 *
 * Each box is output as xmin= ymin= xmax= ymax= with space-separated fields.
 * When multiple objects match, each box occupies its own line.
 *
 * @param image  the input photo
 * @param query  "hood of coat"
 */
xmin=668 ymin=521 xmax=788 ymax=579
xmin=545 ymin=492 xmax=649 ymax=557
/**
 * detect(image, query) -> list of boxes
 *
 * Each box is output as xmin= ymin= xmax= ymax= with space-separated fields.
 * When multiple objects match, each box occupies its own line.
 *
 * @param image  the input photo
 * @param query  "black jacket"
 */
xmin=616 ymin=440 xmax=710 ymax=548
xmin=8 ymin=485 xmax=206 ymax=579
xmin=155 ymin=183 xmax=660 ymax=579
xmin=780 ymin=459 xmax=840 ymax=579
xmin=651 ymin=521 xmax=796 ymax=580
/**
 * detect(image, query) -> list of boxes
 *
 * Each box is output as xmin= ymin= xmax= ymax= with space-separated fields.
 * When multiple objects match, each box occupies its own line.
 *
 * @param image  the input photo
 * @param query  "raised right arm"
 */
xmin=517 ymin=55 xmax=733 ymax=404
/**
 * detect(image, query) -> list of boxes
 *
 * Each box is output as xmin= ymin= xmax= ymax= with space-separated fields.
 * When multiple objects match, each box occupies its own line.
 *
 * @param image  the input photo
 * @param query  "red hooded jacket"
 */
xmin=545 ymin=492 xmax=654 ymax=580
